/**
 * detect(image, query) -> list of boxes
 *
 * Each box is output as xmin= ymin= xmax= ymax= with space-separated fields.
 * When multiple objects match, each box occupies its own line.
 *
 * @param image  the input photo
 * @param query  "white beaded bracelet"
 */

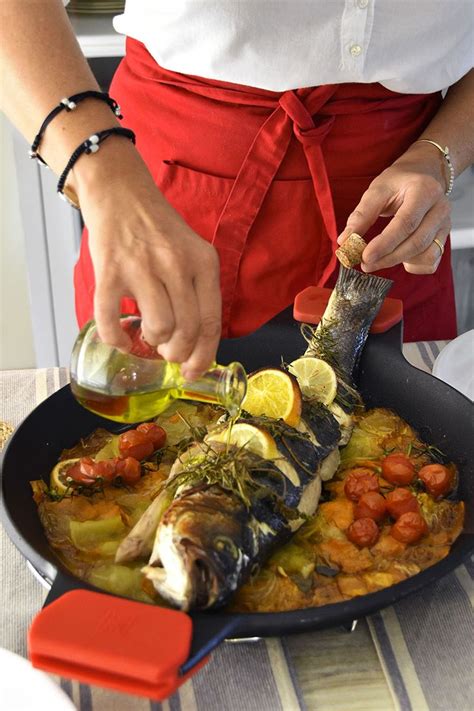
xmin=57 ymin=127 xmax=136 ymax=208
xmin=29 ymin=91 xmax=123 ymax=166
xmin=415 ymin=139 xmax=455 ymax=196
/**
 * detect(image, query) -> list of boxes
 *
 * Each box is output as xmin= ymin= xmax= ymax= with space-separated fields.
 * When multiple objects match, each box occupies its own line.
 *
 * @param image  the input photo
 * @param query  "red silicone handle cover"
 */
xmin=28 ymin=590 xmax=207 ymax=700
xmin=293 ymin=286 xmax=403 ymax=333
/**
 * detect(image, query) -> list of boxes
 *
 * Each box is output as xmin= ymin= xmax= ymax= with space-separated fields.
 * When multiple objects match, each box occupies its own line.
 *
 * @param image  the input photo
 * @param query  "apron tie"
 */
xmin=213 ymin=86 xmax=339 ymax=329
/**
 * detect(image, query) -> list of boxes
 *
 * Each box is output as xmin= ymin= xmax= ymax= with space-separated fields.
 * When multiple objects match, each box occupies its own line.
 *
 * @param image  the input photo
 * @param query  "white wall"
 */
xmin=0 ymin=116 xmax=36 ymax=370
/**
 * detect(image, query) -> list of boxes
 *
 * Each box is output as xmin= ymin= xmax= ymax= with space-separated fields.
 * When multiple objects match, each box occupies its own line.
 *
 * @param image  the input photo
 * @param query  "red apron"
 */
xmin=75 ymin=39 xmax=456 ymax=341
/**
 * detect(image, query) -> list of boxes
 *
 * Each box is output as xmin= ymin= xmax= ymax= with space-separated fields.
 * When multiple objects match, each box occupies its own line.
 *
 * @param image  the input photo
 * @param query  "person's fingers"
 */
xmin=156 ymin=267 xmax=201 ymax=364
xmin=361 ymin=201 xmax=451 ymax=272
xmin=94 ymin=271 xmax=131 ymax=349
xmin=362 ymin=187 xmax=440 ymax=267
xmin=403 ymin=228 xmax=449 ymax=275
xmin=337 ymin=183 xmax=392 ymax=245
xmin=181 ymin=258 xmax=222 ymax=379
xmin=134 ymin=278 xmax=175 ymax=347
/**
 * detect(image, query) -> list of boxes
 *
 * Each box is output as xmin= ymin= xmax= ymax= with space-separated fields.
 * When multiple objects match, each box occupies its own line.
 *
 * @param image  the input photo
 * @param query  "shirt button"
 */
xmin=358 ymin=0 xmax=369 ymax=8
xmin=350 ymin=44 xmax=362 ymax=57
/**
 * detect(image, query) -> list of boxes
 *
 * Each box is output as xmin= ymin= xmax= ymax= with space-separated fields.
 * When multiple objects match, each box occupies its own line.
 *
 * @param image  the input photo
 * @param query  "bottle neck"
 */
xmin=179 ymin=363 xmax=247 ymax=416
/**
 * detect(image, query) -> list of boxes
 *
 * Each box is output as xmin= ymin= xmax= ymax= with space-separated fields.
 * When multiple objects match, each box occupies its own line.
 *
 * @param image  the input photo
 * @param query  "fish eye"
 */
xmin=214 ymin=536 xmax=238 ymax=558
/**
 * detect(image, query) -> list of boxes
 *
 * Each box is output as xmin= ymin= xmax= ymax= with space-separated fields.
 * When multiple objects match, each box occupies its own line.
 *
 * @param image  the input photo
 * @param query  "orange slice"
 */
xmin=242 ymin=368 xmax=302 ymax=426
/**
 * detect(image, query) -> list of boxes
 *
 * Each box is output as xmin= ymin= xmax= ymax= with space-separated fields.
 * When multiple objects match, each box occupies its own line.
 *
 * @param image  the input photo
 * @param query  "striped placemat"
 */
xmin=1 ymin=343 xmax=473 ymax=711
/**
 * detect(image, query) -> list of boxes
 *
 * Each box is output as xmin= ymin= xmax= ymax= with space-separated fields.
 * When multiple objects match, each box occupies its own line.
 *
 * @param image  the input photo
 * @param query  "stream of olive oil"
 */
xmin=225 ymin=411 xmax=240 ymax=452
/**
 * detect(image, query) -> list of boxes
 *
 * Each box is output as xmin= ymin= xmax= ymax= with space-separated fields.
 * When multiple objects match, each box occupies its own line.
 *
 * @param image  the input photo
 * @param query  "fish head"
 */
xmin=143 ymin=486 xmax=255 ymax=610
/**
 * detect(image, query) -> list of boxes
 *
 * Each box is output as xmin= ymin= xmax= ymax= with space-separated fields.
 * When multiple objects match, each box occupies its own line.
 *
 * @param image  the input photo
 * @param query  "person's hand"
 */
xmin=73 ymin=139 xmax=221 ymax=379
xmin=337 ymin=142 xmax=451 ymax=274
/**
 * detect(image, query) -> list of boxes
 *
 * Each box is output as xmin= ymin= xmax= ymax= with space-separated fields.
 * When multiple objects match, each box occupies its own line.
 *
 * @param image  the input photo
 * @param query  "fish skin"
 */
xmin=312 ymin=267 xmax=393 ymax=380
xmin=301 ymin=402 xmax=341 ymax=454
xmin=132 ymin=267 xmax=392 ymax=610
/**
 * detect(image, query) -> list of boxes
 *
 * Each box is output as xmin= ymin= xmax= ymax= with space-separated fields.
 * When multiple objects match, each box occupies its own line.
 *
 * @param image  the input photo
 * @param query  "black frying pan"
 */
xmin=1 ymin=309 xmax=473 ymax=687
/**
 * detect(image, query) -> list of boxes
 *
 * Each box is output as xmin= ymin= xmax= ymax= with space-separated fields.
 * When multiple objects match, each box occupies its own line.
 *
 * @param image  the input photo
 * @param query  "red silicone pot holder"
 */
xmin=294 ymin=286 xmax=403 ymax=333
xmin=28 ymin=590 xmax=206 ymax=700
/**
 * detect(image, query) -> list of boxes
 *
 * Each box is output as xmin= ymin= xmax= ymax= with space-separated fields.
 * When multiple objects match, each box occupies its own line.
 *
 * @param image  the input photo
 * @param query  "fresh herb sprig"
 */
xmin=301 ymin=320 xmax=339 ymax=368
xmin=239 ymin=411 xmax=310 ymax=444
xmin=164 ymin=439 xmax=303 ymax=522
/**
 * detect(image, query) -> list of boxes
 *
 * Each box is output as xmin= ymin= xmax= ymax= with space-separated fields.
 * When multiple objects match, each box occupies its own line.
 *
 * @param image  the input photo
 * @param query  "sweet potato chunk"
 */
xmin=320 ymin=499 xmax=355 ymax=530
xmin=337 ymin=575 xmax=368 ymax=597
xmin=320 ymin=539 xmax=373 ymax=574
xmin=371 ymin=533 xmax=406 ymax=558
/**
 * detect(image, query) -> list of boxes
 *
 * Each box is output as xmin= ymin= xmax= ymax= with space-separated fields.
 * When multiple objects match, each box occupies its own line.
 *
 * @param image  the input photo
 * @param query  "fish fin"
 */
xmin=115 ymin=491 xmax=168 ymax=563
xmin=336 ymin=266 xmax=393 ymax=298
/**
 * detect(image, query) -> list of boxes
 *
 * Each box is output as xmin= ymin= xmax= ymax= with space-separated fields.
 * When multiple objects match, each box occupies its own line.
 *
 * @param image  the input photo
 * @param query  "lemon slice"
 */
xmin=241 ymin=368 xmax=302 ymax=426
xmin=50 ymin=458 xmax=81 ymax=493
xmin=207 ymin=423 xmax=303 ymax=487
xmin=207 ymin=423 xmax=278 ymax=460
xmin=288 ymin=357 xmax=337 ymax=405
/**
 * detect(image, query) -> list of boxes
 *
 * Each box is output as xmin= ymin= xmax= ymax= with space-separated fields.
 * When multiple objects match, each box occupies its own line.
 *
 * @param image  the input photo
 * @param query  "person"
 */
xmin=1 ymin=1 xmax=473 ymax=379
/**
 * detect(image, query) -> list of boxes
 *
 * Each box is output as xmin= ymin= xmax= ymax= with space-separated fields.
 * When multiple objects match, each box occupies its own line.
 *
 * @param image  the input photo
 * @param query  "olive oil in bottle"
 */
xmin=70 ymin=316 xmax=247 ymax=423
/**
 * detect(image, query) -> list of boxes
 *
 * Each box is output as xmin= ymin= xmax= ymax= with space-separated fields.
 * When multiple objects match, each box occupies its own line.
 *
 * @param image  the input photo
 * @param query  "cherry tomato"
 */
xmin=115 ymin=456 xmax=141 ymax=484
xmin=119 ymin=429 xmax=154 ymax=460
xmin=354 ymin=492 xmax=387 ymax=522
xmin=64 ymin=460 xmax=95 ymax=485
xmin=418 ymin=464 xmax=453 ymax=498
xmin=381 ymin=453 xmax=415 ymax=486
xmin=92 ymin=459 xmax=117 ymax=482
xmin=136 ymin=423 xmax=167 ymax=450
xmin=391 ymin=512 xmax=428 ymax=544
xmin=347 ymin=517 xmax=380 ymax=548
xmin=77 ymin=457 xmax=97 ymax=480
xmin=344 ymin=468 xmax=379 ymax=501
xmin=385 ymin=488 xmax=419 ymax=519
xmin=71 ymin=457 xmax=117 ymax=484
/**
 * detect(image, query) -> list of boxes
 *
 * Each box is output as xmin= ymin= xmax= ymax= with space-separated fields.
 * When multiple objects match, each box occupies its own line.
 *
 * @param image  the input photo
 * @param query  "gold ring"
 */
xmin=433 ymin=238 xmax=445 ymax=257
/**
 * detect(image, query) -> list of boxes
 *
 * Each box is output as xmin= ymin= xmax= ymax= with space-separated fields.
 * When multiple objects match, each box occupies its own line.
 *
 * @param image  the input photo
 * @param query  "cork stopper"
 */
xmin=335 ymin=232 xmax=367 ymax=268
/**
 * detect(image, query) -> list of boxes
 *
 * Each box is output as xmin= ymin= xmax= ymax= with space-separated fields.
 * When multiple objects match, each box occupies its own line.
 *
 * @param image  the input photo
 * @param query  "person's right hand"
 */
xmin=73 ymin=138 xmax=221 ymax=379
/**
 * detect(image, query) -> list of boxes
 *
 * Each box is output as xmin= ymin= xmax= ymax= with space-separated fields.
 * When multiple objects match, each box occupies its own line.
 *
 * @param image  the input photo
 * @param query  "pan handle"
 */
xmin=29 ymin=570 xmax=241 ymax=700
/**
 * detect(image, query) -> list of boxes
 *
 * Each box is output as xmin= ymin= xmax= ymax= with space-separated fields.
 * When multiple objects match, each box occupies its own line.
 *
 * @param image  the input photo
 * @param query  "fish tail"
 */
xmin=336 ymin=265 xmax=393 ymax=301
xmin=304 ymin=267 xmax=393 ymax=380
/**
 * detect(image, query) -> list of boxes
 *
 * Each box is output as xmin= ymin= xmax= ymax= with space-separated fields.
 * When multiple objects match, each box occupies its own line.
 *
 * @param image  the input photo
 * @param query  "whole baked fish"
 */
xmin=116 ymin=267 xmax=392 ymax=610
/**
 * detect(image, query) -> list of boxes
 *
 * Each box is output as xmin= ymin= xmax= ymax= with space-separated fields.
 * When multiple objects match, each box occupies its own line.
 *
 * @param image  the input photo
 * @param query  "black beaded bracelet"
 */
xmin=57 ymin=127 xmax=136 ymax=208
xmin=30 ymin=91 xmax=123 ymax=166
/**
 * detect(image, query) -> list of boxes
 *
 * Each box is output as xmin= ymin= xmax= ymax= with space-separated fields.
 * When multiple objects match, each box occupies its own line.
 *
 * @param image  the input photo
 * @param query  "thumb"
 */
xmin=337 ymin=184 xmax=391 ymax=245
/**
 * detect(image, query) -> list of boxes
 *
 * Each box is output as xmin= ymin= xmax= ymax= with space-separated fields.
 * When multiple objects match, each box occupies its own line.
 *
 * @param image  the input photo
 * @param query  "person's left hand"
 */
xmin=337 ymin=142 xmax=451 ymax=274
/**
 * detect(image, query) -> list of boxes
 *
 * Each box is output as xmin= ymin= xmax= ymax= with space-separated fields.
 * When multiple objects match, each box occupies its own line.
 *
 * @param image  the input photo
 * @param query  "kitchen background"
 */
xmin=1 ymin=7 xmax=473 ymax=370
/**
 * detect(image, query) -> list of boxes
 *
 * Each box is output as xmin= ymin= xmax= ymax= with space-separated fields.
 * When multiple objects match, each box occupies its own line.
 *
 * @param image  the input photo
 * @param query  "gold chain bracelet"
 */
xmin=415 ymin=139 xmax=454 ymax=196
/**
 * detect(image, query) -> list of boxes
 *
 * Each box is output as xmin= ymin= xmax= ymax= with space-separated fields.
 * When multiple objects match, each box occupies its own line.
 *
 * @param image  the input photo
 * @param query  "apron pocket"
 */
xmin=153 ymin=160 xmax=234 ymax=242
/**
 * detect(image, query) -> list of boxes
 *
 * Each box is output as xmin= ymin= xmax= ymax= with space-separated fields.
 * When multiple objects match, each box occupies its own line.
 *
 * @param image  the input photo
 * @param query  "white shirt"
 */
xmin=113 ymin=0 xmax=474 ymax=94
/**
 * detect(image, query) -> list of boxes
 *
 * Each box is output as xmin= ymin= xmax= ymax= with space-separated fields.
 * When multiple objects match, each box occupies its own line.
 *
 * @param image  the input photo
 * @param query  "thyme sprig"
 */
xmin=46 ymin=479 xmax=105 ymax=501
xmin=409 ymin=443 xmax=446 ymax=463
xmin=239 ymin=411 xmax=310 ymax=444
xmin=164 ymin=439 xmax=303 ymax=522
xmin=301 ymin=320 xmax=339 ymax=368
